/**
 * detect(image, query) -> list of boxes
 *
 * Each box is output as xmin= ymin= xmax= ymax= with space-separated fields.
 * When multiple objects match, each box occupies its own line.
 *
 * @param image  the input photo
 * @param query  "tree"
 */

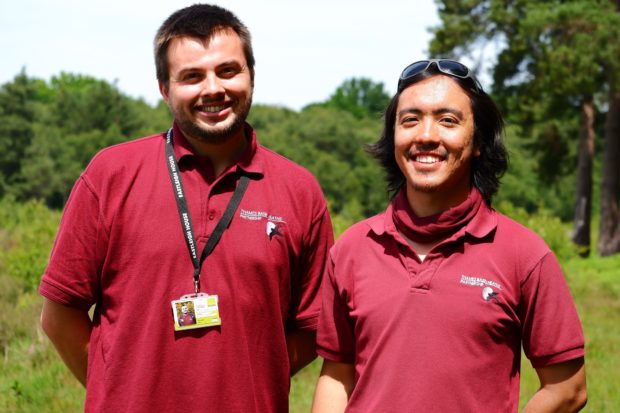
xmin=312 ymin=77 xmax=390 ymax=120
xmin=0 ymin=71 xmax=172 ymax=207
xmin=0 ymin=70 xmax=47 ymax=197
xmin=599 ymin=0 xmax=620 ymax=256
xmin=248 ymin=104 xmax=386 ymax=219
xmin=430 ymin=0 xmax=620 ymax=256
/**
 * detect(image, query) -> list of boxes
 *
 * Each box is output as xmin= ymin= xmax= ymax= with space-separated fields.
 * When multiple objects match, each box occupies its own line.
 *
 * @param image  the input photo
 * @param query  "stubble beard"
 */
xmin=176 ymin=95 xmax=253 ymax=145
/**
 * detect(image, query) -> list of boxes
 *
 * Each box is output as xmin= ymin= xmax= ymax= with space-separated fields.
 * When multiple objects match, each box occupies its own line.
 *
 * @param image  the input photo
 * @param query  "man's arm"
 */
xmin=311 ymin=359 xmax=355 ymax=413
xmin=286 ymin=330 xmax=317 ymax=375
xmin=522 ymin=357 xmax=587 ymax=413
xmin=40 ymin=298 xmax=93 ymax=387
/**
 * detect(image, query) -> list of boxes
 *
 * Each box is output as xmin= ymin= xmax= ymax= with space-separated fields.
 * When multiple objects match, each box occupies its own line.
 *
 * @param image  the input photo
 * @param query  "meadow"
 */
xmin=1 ymin=198 xmax=618 ymax=412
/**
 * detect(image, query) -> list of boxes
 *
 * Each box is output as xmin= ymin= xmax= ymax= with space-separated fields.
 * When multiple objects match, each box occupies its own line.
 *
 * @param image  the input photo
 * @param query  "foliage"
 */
xmin=3 ymin=197 xmax=618 ymax=412
xmin=0 ymin=70 xmax=44 ymax=198
xmin=429 ymin=0 xmax=620 ymax=230
xmin=0 ymin=71 xmax=171 ymax=208
xmin=0 ymin=197 xmax=61 ymax=291
xmin=249 ymin=103 xmax=387 ymax=219
xmin=308 ymin=77 xmax=390 ymax=120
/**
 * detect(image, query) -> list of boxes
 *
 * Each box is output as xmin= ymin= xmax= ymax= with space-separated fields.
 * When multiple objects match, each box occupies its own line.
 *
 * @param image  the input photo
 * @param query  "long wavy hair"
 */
xmin=367 ymin=66 xmax=508 ymax=205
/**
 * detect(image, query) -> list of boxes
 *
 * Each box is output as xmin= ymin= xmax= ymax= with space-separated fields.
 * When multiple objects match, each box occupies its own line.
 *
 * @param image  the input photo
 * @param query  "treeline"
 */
xmin=0 ymin=72 xmax=388 ymax=222
xmin=0 ymin=41 xmax=617 ymax=257
xmin=429 ymin=0 xmax=620 ymax=256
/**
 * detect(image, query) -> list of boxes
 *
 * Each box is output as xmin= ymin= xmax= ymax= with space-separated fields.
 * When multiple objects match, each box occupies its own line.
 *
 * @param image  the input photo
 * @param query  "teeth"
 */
xmin=415 ymin=155 xmax=441 ymax=164
xmin=202 ymin=105 xmax=225 ymax=113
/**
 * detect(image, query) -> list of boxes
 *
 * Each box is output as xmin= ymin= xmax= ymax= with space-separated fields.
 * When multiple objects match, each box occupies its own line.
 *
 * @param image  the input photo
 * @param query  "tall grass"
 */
xmin=1 ymin=199 xmax=618 ymax=412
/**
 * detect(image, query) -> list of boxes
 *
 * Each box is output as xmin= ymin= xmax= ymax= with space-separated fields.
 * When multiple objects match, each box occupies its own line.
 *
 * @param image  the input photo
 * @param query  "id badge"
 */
xmin=171 ymin=293 xmax=221 ymax=331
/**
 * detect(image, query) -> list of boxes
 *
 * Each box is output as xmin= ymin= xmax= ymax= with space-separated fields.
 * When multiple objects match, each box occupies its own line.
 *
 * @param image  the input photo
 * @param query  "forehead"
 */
xmin=166 ymin=29 xmax=246 ymax=70
xmin=396 ymin=75 xmax=472 ymax=113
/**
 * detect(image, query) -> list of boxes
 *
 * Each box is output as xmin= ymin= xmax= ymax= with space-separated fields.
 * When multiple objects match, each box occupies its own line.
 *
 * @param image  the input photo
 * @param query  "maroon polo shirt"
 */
xmin=40 ymin=122 xmax=333 ymax=412
xmin=317 ymin=199 xmax=584 ymax=412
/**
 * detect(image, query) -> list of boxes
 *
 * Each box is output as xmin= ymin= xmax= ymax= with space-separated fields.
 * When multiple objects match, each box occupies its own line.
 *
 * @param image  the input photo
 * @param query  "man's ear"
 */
xmin=158 ymin=80 xmax=170 ymax=103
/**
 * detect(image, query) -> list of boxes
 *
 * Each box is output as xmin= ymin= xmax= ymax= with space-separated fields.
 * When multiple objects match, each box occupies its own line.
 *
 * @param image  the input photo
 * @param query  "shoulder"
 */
xmin=81 ymin=133 xmax=164 ymax=186
xmin=256 ymin=144 xmax=319 ymax=184
xmin=86 ymin=133 xmax=164 ymax=170
xmin=494 ymin=212 xmax=550 ymax=250
xmin=332 ymin=213 xmax=385 ymax=256
xmin=490 ymin=210 xmax=554 ymax=271
xmin=255 ymin=144 xmax=327 ymax=208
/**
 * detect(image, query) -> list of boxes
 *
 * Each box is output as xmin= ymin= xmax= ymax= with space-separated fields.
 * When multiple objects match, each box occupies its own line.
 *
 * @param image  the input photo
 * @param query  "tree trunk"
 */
xmin=599 ymin=80 xmax=620 ymax=256
xmin=572 ymin=96 xmax=595 ymax=257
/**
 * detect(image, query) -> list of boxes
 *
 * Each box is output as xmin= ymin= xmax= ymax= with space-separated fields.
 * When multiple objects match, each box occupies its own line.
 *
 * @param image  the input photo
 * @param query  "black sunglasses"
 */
xmin=397 ymin=59 xmax=483 ymax=93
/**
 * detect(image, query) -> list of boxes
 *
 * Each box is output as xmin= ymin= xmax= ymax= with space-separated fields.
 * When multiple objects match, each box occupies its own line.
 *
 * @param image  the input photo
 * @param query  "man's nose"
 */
xmin=200 ymin=74 xmax=225 ymax=96
xmin=416 ymin=119 xmax=440 ymax=144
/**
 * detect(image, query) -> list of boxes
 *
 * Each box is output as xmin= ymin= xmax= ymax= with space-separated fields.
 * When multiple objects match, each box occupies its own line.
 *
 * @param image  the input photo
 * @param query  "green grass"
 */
xmin=518 ymin=253 xmax=620 ymax=412
xmin=1 ymin=199 xmax=619 ymax=412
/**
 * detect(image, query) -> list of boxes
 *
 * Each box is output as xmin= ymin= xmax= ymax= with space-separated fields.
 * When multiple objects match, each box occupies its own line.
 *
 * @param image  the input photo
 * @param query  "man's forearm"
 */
xmin=41 ymin=299 xmax=92 ymax=386
xmin=522 ymin=387 xmax=586 ymax=413
xmin=523 ymin=358 xmax=587 ymax=413
xmin=312 ymin=359 xmax=355 ymax=413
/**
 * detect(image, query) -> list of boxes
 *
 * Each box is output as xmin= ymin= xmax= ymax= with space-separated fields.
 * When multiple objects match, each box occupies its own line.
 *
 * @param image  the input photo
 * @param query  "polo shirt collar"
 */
xmin=368 ymin=192 xmax=497 ymax=241
xmin=171 ymin=121 xmax=264 ymax=177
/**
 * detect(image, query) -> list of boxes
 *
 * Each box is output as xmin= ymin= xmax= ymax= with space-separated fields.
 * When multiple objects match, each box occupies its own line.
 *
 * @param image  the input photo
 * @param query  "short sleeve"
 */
xmin=520 ymin=252 xmax=585 ymax=368
xmin=286 ymin=206 xmax=334 ymax=331
xmin=39 ymin=175 xmax=108 ymax=311
xmin=316 ymin=252 xmax=356 ymax=363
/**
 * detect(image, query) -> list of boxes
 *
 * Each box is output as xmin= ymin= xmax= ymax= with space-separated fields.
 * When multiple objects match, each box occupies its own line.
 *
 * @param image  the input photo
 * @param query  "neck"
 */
xmin=405 ymin=183 xmax=472 ymax=217
xmin=185 ymin=129 xmax=248 ymax=177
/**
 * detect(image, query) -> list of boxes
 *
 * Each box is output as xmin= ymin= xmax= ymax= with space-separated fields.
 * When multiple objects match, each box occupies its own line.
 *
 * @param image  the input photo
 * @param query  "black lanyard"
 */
xmin=165 ymin=128 xmax=250 ymax=294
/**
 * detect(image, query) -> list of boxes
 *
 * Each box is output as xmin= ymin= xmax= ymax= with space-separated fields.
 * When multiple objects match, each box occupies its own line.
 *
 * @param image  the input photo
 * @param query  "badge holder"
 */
xmin=171 ymin=293 xmax=221 ymax=331
xmin=165 ymin=129 xmax=249 ymax=333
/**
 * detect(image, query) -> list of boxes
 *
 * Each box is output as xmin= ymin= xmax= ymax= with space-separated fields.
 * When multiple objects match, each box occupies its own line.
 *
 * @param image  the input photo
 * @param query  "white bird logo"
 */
xmin=482 ymin=286 xmax=499 ymax=301
xmin=266 ymin=221 xmax=282 ymax=240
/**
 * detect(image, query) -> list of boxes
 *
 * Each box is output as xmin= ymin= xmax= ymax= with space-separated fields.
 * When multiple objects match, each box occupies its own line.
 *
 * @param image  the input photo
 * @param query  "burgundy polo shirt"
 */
xmin=40 ymin=122 xmax=333 ymax=413
xmin=317 ymin=199 xmax=584 ymax=412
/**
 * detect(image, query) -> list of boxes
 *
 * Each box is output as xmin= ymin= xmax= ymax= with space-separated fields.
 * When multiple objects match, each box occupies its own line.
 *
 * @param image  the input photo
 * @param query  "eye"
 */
xmin=218 ymin=65 xmax=241 ymax=78
xmin=400 ymin=115 xmax=418 ymax=125
xmin=439 ymin=116 xmax=458 ymax=125
xmin=179 ymin=72 xmax=203 ymax=84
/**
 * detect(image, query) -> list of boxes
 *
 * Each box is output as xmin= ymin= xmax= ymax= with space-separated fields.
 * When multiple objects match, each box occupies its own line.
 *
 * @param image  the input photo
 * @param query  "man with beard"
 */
xmin=312 ymin=60 xmax=586 ymax=412
xmin=39 ymin=4 xmax=333 ymax=412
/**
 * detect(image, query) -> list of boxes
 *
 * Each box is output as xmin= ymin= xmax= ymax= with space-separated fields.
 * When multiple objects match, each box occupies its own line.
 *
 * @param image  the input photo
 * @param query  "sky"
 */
xmin=1 ymin=0 xmax=441 ymax=111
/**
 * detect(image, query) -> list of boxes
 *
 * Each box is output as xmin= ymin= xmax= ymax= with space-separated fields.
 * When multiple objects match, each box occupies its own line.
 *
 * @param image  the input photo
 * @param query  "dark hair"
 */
xmin=367 ymin=65 xmax=508 ymax=205
xmin=154 ymin=4 xmax=255 ymax=88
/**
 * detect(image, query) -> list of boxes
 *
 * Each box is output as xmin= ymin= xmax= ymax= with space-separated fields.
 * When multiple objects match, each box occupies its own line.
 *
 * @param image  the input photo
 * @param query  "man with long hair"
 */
xmin=312 ymin=60 xmax=586 ymax=412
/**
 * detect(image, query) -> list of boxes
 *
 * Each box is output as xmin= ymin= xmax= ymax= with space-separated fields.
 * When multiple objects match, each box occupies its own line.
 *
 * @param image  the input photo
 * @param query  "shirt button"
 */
xmin=209 ymin=213 xmax=215 ymax=220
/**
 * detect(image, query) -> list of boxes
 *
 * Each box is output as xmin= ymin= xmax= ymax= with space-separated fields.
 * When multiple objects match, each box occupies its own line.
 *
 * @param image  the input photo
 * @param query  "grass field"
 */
xmin=1 ymin=254 xmax=618 ymax=412
xmin=1 ymin=200 xmax=619 ymax=411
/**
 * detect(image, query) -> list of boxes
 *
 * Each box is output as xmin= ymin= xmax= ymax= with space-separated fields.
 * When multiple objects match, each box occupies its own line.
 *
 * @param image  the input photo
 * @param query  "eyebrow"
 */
xmin=397 ymin=107 xmax=465 ymax=119
xmin=174 ymin=60 xmax=243 ymax=74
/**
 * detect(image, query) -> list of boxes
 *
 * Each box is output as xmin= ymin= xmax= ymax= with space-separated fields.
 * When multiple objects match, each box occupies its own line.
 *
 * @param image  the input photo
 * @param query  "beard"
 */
xmin=174 ymin=94 xmax=253 ymax=145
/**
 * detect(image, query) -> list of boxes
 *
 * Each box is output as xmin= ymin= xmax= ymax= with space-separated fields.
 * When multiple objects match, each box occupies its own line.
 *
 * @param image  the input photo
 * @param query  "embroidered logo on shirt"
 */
xmin=266 ymin=221 xmax=283 ymax=240
xmin=239 ymin=209 xmax=286 ymax=223
xmin=239 ymin=209 xmax=286 ymax=240
xmin=459 ymin=275 xmax=502 ymax=302
xmin=482 ymin=286 xmax=499 ymax=301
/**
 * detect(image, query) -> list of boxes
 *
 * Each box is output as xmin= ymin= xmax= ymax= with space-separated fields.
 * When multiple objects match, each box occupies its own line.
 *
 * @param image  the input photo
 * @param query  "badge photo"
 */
xmin=171 ymin=293 xmax=222 ymax=331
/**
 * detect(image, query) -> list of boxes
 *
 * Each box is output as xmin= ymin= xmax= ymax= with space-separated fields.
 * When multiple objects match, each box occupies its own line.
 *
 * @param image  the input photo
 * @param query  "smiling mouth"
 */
xmin=198 ymin=104 xmax=226 ymax=113
xmin=414 ymin=154 xmax=443 ymax=164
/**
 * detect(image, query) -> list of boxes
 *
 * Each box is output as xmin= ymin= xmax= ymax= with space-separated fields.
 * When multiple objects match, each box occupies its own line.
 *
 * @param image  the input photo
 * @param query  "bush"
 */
xmin=0 ymin=197 xmax=60 ymax=291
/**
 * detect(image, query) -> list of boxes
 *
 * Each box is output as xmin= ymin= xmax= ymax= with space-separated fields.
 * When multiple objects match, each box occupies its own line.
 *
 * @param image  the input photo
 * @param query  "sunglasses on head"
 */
xmin=397 ymin=59 xmax=483 ymax=93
